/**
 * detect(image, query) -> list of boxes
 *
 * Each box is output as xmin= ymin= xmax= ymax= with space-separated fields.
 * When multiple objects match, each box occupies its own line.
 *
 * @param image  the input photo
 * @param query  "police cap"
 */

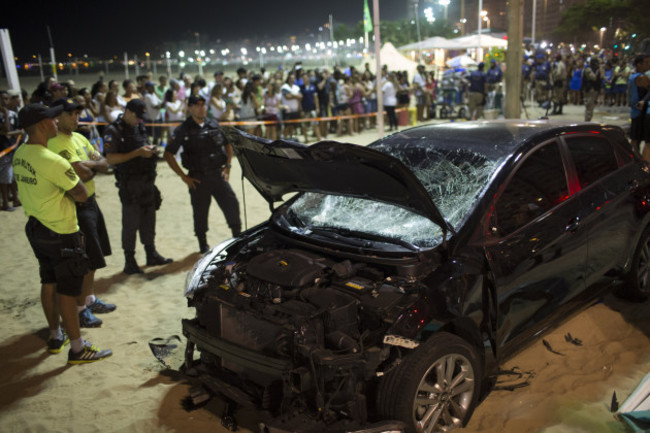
xmin=125 ymin=99 xmax=146 ymax=119
xmin=18 ymin=103 xmax=64 ymax=129
xmin=52 ymin=97 xmax=82 ymax=112
xmin=188 ymin=95 xmax=206 ymax=106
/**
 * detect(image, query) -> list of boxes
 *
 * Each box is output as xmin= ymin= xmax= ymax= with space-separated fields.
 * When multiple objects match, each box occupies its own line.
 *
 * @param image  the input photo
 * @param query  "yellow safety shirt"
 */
xmin=48 ymin=131 xmax=96 ymax=197
xmin=13 ymin=144 xmax=80 ymax=234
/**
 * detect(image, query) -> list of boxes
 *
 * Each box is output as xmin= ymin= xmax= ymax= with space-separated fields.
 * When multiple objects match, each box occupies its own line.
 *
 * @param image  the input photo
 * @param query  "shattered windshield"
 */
xmin=285 ymin=144 xmax=505 ymax=249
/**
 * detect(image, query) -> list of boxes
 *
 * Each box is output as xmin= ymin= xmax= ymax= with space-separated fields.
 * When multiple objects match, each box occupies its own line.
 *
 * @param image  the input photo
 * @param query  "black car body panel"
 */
xmin=183 ymin=121 xmax=650 ymax=432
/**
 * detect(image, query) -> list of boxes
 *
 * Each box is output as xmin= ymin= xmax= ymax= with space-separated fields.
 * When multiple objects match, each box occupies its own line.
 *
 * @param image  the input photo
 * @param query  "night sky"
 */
xmin=2 ymin=0 xmax=407 ymax=60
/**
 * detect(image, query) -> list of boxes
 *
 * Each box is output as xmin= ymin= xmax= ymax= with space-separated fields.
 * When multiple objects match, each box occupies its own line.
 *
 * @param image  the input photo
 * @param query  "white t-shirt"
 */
xmin=165 ymin=100 xmax=184 ymax=122
xmin=382 ymin=81 xmax=397 ymax=106
xmin=144 ymin=92 xmax=162 ymax=121
xmin=210 ymin=98 xmax=226 ymax=120
xmin=281 ymin=83 xmax=301 ymax=113
xmin=413 ymin=72 xmax=426 ymax=96
xmin=107 ymin=106 xmax=124 ymax=122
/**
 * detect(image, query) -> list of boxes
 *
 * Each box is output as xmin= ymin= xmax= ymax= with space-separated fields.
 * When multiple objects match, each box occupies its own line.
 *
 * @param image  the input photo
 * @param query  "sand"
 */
xmin=1 ymin=105 xmax=648 ymax=433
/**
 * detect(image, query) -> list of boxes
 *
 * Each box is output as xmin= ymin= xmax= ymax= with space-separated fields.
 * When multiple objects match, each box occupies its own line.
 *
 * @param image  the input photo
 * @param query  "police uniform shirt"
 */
xmin=468 ymin=71 xmax=487 ymax=93
xmin=103 ymin=117 xmax=148 ymax=155
xmin=48 ymin=131 xmax=96 ymax=197
xmin=13 ymin=144 xmax=80 ymax=234
xmin=167 ymin=117 xmax=224 ymax=158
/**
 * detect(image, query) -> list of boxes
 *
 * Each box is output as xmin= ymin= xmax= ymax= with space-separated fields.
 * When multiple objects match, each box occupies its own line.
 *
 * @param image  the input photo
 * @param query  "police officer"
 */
xmin=164 ymin=95 xmax=241 ymax=253
xmin=486 ymin=59 xmax=503 ymax=92
xmin=582 ymin=58 xmax=602 ymax=122
xmin=521 ymin=58 xmax=534 ymax=102
xmin=467 ymin=62 xmax=487 ymax=120
xmin=533 ymin=53 xmax=552 ymax=105
xmin=14 ymin=103 xmax=112 ymax=363
xmin=104 ymin=99 xmax=172 ymax=274
xmin=551 ymin=54 xmax=567 ymax=115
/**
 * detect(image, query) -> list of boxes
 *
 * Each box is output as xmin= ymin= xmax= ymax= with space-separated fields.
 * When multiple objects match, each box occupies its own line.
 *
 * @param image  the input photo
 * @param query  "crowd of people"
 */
xmin=12 ymin=64 xmax=432 ymax=149
xmin=520 ymin=49 xmax=645 ymax=120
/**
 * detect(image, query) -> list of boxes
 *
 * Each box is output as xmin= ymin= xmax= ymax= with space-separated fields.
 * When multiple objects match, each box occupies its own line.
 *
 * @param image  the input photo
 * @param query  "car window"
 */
xmin=494 ymin=142 xmax=568 ymax=236
xmin=612 ymin=140 xmax=634 ymax=165
xmin=565 ymin=135 xmax=619 ymax=189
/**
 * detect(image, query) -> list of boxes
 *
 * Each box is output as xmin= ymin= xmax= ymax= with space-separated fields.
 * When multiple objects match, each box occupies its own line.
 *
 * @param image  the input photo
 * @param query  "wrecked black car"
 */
xmin=181 ymin=121 xmax=650 ymax=433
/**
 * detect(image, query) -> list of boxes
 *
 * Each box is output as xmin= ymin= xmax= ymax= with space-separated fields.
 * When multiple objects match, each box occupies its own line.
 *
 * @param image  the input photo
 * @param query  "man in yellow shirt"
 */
xmin=48 ymin=98 xmax=115 ymax=329
xmin=14 ymin=104 xmax=112 ymax=364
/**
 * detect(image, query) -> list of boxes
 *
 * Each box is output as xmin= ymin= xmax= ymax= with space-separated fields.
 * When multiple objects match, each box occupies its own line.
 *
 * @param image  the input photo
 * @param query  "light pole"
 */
xmin=414 ymin=1 xmax=422 ymax=62
xmin=439 ymin=0 xmax=450 ymax=21
xmin=599 ymin=27 xmax=606 ymax=48
xmin=480 ymin=10 xmax=488 ymax=33
xmin=195 ymin=32 xmax=203 ymax=76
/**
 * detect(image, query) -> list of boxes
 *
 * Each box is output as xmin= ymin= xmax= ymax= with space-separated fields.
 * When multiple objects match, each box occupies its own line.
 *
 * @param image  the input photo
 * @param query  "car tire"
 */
xmin=457 ymin=108 xmax=466 ymax=120
xmin=440 ymin=108 xmax=448 ymax=119
xmin=623 ymin=226 xmax=650 ymax=301
xmin=377 ymin=332 xmax=481 ymax=433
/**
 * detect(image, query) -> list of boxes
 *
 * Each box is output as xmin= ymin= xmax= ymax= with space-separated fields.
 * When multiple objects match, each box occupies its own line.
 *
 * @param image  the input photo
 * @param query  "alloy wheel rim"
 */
xmin=637 ymin=239 xmax=650 ymax=295
xmin=413 ymin=353 xmax=475 ymax=433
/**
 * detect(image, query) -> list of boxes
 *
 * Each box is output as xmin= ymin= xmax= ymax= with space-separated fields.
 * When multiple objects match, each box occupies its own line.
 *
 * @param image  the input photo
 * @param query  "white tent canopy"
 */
xmin=399 ymin=36 xmax=455 ymax=51
xmin=365 ymin=42 xmax=419 ymax=78
xmin=399 ymin=34 xmax=507 ymax=51
xmin=446 ymin=34 xmax=508 ymax=49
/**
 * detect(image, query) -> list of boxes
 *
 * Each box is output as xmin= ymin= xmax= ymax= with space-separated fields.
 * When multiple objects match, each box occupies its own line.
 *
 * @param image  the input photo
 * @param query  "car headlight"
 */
xmin=184 ymin=238 xmax=236 ymax=298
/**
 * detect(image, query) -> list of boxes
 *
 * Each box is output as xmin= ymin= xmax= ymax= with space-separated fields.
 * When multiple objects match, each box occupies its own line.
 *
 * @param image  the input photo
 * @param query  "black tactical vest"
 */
xmin=109 ymin=118 xmax=157 ymax=183
xmin=177 ymin=119 xmax=227 ymax=174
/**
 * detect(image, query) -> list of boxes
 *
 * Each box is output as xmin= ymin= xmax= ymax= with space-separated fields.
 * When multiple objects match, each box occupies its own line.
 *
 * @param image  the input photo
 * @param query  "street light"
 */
xmin=439 ymin=0 xmax=450 ymax=21
xmin=599 ymin=27 xmax=606 ymax=48
xmin=424 ymin=7 xmax=435 ymax=23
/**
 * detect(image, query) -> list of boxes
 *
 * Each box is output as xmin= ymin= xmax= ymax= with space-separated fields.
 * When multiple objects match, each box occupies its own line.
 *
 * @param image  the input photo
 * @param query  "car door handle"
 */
xmin=565 ymin=217 xmax=580 ymax=233
xmin=627 ymin=179 xmax=639 ymax=191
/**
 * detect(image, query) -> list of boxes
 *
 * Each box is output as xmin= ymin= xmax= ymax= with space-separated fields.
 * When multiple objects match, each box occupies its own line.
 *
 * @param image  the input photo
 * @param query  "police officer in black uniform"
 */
xmin=104 ymin=99 xmax=172 ymax=274
xmin=164 ymin=95 xmax=241 ymax=253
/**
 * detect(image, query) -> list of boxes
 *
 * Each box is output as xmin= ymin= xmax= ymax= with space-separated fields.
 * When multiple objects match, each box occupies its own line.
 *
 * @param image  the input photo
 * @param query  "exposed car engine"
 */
xmin=183 ymin=234 xmax=426 ymax=431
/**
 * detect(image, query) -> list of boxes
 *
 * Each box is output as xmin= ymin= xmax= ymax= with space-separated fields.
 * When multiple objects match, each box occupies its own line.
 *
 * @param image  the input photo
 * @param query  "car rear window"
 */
xmin=565 ymin=135 xmax=619 ymax=189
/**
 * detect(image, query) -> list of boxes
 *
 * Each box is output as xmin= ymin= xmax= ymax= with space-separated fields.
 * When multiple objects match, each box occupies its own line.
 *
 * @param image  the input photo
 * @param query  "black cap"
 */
xmin=187 ymin=95 xmax=206 ymax=106
xmin=125 ymin=99 xmax=146 ymax=118
xmin=52 ymin=97 xmax=82 ymax=112
xmin=18 ymin=103 xmax=64 ymax=129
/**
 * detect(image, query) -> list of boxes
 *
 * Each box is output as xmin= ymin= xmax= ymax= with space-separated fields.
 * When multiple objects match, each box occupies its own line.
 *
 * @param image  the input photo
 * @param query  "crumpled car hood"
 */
xmin=223 ymin=127 xmax=453 ymax=234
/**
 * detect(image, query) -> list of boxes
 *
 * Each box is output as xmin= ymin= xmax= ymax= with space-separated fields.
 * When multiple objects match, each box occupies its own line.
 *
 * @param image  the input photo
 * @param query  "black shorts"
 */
xmin=25 ymin=217 xmax=88 ymax=296
xmin=630 ymin=116 xmax=644 ymax=141
xmin=283 ymin=111 xmax=301 ymax=121
xmin=77 ymin=195 xmax=112 ymax=270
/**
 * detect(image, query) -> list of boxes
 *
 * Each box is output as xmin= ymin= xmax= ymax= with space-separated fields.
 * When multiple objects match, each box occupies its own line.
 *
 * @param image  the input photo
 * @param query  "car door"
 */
xmin=483 ymin=139 xmax=589 ymax=351
xmin=562 ymin=133 xmax=642 ymax=290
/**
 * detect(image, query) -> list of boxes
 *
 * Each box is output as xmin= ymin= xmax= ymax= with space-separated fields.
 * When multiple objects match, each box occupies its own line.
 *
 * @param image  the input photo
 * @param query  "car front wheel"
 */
xmin=377 ymin=332 xmax=481 ymax=433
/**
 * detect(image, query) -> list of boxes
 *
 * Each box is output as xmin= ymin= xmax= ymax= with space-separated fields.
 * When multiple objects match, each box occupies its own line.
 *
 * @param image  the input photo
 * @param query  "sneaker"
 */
xmin=88 ymin=298 xmax=117 ymax=314
xmin=79 ymin=307 xmax=103 ymax=328
xmin=68 ymin=340 xmax=112 ymax=365
xmin=47 ymin=332 xmax=70 ymax=354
